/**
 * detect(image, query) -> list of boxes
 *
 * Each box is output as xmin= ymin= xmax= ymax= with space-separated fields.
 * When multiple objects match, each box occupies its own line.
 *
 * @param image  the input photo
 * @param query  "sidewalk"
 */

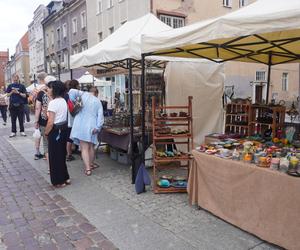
xmin=2 ymin=121 xmax=281 ymax=250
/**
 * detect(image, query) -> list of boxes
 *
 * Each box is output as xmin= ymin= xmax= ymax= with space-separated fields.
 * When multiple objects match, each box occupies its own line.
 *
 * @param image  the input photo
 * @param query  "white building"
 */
xmin=28 ymin=4 xmax=48 ymax=81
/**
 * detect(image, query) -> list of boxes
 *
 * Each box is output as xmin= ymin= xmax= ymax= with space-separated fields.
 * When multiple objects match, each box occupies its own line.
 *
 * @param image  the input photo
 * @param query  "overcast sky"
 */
xmin=0 ymin=0 xmax=50 ymax=56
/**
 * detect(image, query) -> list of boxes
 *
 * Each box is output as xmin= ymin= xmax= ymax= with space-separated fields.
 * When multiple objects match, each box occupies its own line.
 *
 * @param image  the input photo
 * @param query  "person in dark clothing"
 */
xmin=6 ymin=74 xmax=27 ymax=137
xmin=23 ymin=94 xmax=30 ymax=123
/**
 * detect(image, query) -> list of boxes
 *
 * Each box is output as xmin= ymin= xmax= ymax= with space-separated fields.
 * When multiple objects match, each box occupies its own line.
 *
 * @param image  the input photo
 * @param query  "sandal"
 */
xmin=65 ymin=179 xmax=71 ymax=185
xmin=90 ymin=162 xmax=100 ymax=170
xmin=85 ymin=169 xmax=92 ymax=176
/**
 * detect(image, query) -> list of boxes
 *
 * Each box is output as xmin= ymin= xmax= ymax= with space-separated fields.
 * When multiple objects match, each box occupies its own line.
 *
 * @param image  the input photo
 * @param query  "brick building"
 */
xmin=0 ymin=51 xmax=9 ymax=87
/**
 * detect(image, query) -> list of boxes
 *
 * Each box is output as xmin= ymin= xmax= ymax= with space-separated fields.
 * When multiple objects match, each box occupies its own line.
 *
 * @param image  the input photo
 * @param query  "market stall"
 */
xmin=140 ymin=0 xmax=300 ymax=248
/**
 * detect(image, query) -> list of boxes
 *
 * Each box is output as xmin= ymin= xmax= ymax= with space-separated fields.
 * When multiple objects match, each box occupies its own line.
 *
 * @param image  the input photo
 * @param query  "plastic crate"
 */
xmin=117 ymin=151 xmax=131 ymax=165
xmin=110 ymin=147 xmax=118 ymax=161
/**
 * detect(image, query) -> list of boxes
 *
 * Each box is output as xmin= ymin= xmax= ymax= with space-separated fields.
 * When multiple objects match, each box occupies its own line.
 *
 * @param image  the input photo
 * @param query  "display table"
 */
xmin=188 ymin=150 xmax=300 ymax=250
xmin=99 ymin=128 xmax=142 ymax=152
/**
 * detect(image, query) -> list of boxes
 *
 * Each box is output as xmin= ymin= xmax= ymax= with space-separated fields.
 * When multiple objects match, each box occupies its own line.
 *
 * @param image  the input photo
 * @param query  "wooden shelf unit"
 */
xmin=249 ymin=105 xmax=285 ymax=138
xmin=225 ymin=101 xmax=251 ymax=136
xmin=152 ymin=96 xmax=193 ymax=194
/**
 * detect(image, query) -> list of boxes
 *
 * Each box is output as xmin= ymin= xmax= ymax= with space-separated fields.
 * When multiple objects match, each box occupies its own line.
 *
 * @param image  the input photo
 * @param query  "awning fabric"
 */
xmin=141 ymin=0 xmax=300 ymax=65
xmin=77 ymin=71 xmax=111 ymax=86
xmin=70 ymin=14 xmax=171 ymax=69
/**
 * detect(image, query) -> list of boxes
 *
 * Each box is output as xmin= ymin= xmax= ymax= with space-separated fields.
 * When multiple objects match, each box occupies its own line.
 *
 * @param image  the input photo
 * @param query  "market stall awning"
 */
xmin=141 ymin=0 xmax=300 ymax=65
xmin=70 ymin=14 xmax=171 ymax=69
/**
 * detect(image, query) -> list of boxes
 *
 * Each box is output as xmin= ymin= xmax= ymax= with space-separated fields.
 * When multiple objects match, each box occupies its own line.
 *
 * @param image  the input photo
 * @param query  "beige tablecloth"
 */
xmin=188 ymin=150 xmax=300 ymax=250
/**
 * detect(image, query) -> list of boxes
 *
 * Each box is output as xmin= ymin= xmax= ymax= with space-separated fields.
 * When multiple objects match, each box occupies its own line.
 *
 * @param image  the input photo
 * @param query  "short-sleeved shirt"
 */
xmin=6 ymin=82 xmax=27 ymax=105
xmin=47 ymin=98 xmax=68 ymax=124
xmin=36 ymin=90 xmax=50 ymax=127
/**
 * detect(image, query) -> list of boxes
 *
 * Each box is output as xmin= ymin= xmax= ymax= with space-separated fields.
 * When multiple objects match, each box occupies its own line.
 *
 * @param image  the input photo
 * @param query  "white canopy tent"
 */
xmin=142 ymin=0 xmax=300 ymax=65
xmin=141 ymin=0 xmax=300 ymax=103
xmin=70 ymin=13 xmax=171 ymax=69
xmin=77 ymin=71 xmax=111 ymax=87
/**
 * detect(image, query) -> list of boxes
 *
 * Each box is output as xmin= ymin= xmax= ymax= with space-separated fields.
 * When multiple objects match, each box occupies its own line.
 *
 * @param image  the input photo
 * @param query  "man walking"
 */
xmin=6 ymin=74 xmax=27 ymax=138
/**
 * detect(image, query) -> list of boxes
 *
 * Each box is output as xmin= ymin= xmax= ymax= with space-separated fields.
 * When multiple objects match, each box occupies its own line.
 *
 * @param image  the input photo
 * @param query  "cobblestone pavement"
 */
xmin=0 ymin=134 xmax=118 ymax=250
xmin=3 ymin=121 xmax=282 ymax=250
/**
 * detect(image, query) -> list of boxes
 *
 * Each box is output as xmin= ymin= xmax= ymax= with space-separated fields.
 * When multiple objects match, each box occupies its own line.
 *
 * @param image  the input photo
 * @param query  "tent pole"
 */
xmin=266 ymin=54 xmax=272 ymax=104
xmin=70 ymin=69 xmax=73 ymax=80
xmin=129 ymin=59 xmax=135 ymax=184
xmin=141 ymin=54 xmax=146 ymax=163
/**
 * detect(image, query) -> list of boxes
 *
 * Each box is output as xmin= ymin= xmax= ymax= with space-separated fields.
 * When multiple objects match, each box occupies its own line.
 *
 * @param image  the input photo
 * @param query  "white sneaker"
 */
xmin=9 ymin=133 xmax=16 ymax=138
xmin=20 ymin=132 xmax=26 ymax=137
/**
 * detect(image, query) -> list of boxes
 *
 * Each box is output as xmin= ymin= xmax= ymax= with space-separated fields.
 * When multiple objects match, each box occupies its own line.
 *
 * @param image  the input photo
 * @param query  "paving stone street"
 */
xmin=0 ymin=122 xmax=282 ymax=250
xmin=0 ymin=126 xmax=117 ymax=250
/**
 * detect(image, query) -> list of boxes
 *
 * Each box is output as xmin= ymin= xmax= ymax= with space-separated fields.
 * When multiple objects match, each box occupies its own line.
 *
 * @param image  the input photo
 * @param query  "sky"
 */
xmin=0 ymin=0 xmax=50 ymax=56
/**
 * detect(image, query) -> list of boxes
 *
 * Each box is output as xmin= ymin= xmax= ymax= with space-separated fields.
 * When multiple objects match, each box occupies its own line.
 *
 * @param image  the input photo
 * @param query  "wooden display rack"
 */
xmin=225 ymin=100 xmax=251 ymax=136
xmin=249 ymin=104 xmax=285 ymax=138
xmin=152 ymin=96 xmax=193 ymax=194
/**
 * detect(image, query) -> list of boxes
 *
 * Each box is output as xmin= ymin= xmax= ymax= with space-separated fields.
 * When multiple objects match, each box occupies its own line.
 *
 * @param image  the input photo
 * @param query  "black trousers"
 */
xmin=23 ymin=104 xmax=30 ymax=122
xmin=48 ymin=127 xmax=70 ymax=185
xmin=9 ymin=104 xmax=24 ymax=133
xmin=0 ymin=105 xmax=7 ymax=123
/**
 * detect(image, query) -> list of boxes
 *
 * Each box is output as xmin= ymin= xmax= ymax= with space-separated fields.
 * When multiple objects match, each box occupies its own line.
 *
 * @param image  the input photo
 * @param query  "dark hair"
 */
xmin=69 ymin=79 xmax=80 ymax=90
xmin=49 ymin=81 xmax=66 ymax=98
xmin=89 ymin=86 xmax=99 ymax=96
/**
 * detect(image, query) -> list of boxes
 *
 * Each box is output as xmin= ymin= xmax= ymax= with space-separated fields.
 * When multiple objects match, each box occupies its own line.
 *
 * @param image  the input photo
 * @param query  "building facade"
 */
xmin=0 ymin=51 xmax=9 ymax=87
xmin=14 ymin=32 xmax=30 ymax=86
xmin=85 ymin=0 xmax=299 ymax=105
xmin=4 ymin=55 xmax=16 ymax=85
xmin=43 ymin=0 xmax=87 ymax=81
xmin=28 ymin=4 xmax=48 ymax=81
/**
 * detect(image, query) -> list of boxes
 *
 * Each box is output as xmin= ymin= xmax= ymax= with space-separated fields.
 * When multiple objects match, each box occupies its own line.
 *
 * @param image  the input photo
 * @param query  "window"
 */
xmin=97 ymin=0 xmax=103 ymax=13
xmin=63 ymin=23 xmax=67 ymax=38
xmin=239 ymin=0 xmax=247 ymax=7
xmin=81 ymin=43 xmax=88 ymax=51
xmin=159 ymin=15 xmax=185 ymax=28
xmin=282 ymin=72 xmax=288 ymax=91
xmin=56 ymin=27 xmax=61 ymax=43
xmin=223 ymin=0 xmax=232 ymax=7
xmin=51 ymin=31 xmax=54 ymax=45
xmin=255 ymin=71 xmax=266 ymax=81
xmin=98 ymin=32 xmax=103 ymax=42
xmin=72 ymin=46 xmax=78 ymax=55
xmin=63 ymin=52 xmax=68 ymax=69
xmin=72 ymin=18 xmax=78 ymax=34
xmin=109 ymin=26 xmax=114 ymax=34
xmin=81 ymin=11 xmax=86 ymax=29
xmin=46 ymin=34 xmax=49 ymax=48
xmin=107 ymin=0 xmax=113 ymax=9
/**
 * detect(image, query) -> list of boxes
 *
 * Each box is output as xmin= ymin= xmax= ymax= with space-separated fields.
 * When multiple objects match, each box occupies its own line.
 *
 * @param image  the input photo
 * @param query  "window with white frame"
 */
xmin=72 ymin=46 xmax=78 ymax=55
xmin=255 ymin=71 xmax=266 ymax=81
xmin=159 ymin=15 xmax=185 ymax=28
xmin=239 ymin=0 xmax=247 ymax=7
xmin=107 ymin=0 xmax=114 ymax=9
xmin=63 ymin=23 xmax=67 ymax=38
xmin=72 ymin=18 xmax=78 ymax=34
xmin=223 ymin=0 xmax=232 ymax=7
xmin=282 ymin=72 xmax=288 ymax=91
xmin=81 ymin=43 xmax=88 ymax=51
xmin=97 ymin=0 xmax=103 ymax=14
xmin=81 ymin=11 xmax=86 ymax=29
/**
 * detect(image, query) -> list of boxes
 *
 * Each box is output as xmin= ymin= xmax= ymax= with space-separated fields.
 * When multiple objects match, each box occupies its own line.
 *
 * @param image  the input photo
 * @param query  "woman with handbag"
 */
xmin=45 ymin=81 xmax=70 ymax=187
xmin=69 ymin=88 xmax=104 ymax=176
